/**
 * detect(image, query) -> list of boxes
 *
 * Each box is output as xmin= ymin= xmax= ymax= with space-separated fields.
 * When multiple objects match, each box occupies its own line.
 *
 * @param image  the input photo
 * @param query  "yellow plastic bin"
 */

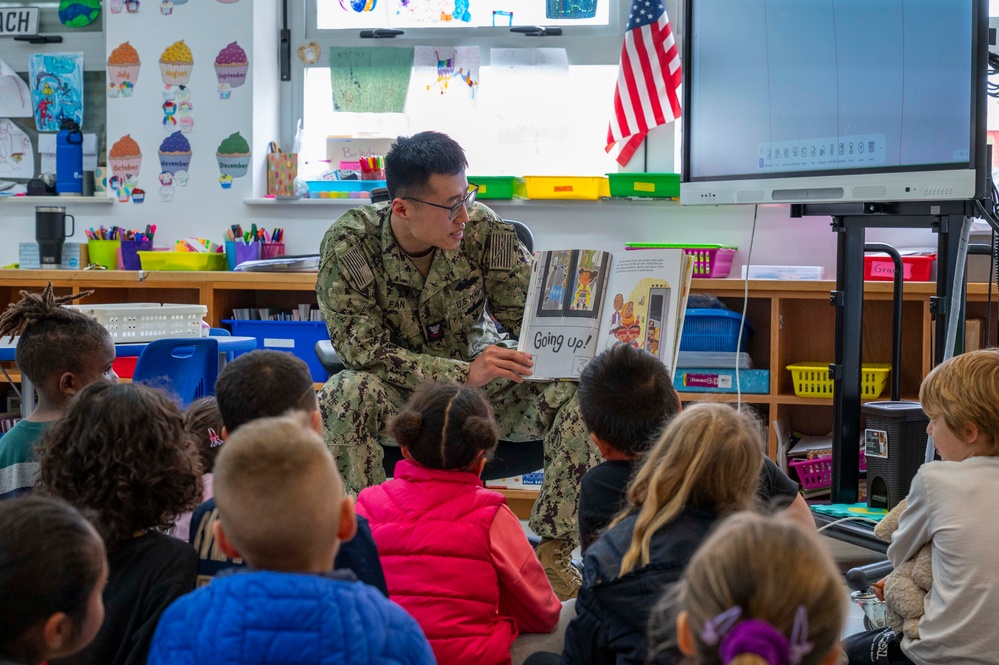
xmin=523 ymin=176 xmax=608 ymax=200
xmin=787 ymin=362 xmax=891 ymax=399
xmin=138 ymin=251 xmax=228 ymax=271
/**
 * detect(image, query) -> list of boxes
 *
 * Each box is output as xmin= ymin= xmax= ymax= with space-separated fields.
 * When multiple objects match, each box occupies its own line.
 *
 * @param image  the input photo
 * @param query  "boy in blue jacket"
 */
xmin=148 ymin=411 xmax=434 ymax=665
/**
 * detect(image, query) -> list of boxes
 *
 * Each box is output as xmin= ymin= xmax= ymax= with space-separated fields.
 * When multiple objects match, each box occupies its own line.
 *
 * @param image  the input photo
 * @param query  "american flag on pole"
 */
xmin=606 ymin=0 xmax=682 ymax=167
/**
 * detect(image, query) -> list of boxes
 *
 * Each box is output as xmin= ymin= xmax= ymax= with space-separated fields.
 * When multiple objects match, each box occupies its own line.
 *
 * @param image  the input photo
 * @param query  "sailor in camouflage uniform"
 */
xmin=315 ymin=131 xmax=597 ymax=600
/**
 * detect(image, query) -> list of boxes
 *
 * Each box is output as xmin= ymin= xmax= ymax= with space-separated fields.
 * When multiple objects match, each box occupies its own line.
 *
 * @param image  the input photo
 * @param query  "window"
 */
xmin=291 ymin=0 xmax=651 ymax=177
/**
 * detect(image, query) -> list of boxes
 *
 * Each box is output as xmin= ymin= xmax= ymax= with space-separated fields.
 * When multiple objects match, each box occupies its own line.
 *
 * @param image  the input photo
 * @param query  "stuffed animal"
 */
xmin=874 ymin=498 xmax=933 ymax=640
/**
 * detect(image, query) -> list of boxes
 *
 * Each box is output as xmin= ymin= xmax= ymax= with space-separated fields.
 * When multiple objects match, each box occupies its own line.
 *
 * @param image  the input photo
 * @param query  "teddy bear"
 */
xmin=874 ymin=497 xmax=933 ymax=640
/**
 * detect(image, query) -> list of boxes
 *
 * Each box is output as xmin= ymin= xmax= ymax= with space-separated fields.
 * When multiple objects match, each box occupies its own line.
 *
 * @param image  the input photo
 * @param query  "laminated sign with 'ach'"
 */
xmin=0 ymin=7 xmax=39 ymax=35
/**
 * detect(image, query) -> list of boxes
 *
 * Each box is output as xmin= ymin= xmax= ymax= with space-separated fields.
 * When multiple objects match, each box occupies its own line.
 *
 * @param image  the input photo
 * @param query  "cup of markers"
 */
xmin=120 ymin=225 xmax=157 ymax=270
xmin=359 ymin=156 xmax=385 ymax=181
xmin=85 ymin=226 xmax=124 ymax=269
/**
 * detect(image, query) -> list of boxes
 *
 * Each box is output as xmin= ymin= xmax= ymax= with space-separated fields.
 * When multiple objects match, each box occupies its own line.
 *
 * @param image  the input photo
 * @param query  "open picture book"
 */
xmin=518 ymin=248 xmax=694 ymax=381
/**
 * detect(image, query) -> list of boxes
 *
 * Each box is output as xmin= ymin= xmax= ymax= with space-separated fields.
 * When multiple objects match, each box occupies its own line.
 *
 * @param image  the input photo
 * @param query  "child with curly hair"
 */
xmin=0 ymin=496 xmax=109 ymax=665
xmin=169 ymin=397 xmax=224 ymax=541
xmin=0 ymin=284 xmax=118 ymax=499
xmin=37 ymin=382 xmax=202 ymax=665
xmin=651 ymin=512 xmax=846 ymax=665
xmin=356 ymin=381 xmax=563 ymax=665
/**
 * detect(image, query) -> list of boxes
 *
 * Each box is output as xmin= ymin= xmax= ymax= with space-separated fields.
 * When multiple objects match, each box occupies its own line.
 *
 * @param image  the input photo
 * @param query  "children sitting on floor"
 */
xmin=36 ymin=382 xmax=201 ymax=665
xmin=575 ymin=344 xmax=811 ymax=553
xmin=169 ymin=397 xmax=224 ymax=541
xmin=0 ymin=496 xmax=109 ymax=665
xmin=0 ymin=284 xmax=118 ymax=499
xmin=651 ymin=512 xmax=846 ymax=665
xmin=189 ymin=350 xmax=387 ymax=594
xmin=356 ymin=381 xmax=564 ymax=665
xmin=561 ymin=402 xmax=766 ymax=665
xmin=843 ymin=349 xmax=999 ymax=665
xmin=148 ymin=412 xmax=435 ymax=665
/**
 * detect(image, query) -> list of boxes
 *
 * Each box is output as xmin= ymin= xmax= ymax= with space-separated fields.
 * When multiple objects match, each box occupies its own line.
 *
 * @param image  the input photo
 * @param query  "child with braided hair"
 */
xmin=650 ymin=512 xmax=845 ymax=665
xmin=0 ymin=283 xmax=117 ymax=499
xmin=356 ymin=381 xmax=564 ymax=665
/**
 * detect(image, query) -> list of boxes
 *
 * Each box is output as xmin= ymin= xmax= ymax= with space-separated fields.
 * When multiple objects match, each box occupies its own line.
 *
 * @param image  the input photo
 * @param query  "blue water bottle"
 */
xmin=56 ymin=118 xmax=84 ymax=196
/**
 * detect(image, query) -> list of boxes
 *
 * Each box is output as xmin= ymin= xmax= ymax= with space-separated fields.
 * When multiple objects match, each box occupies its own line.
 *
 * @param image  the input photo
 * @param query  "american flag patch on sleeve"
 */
xmin=335 ymin=242 xmax=374 ymax=291
xmin=489 ymin=229 xmax=516 ymax=271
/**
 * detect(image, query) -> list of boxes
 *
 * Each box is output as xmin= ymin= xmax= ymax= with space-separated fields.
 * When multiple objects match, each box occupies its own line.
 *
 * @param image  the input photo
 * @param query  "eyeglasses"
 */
xmin=404 ymin=184 xmax=479 ymax=221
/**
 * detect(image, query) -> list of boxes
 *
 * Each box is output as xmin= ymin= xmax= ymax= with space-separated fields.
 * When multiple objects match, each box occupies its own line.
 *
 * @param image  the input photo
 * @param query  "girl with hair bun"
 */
xmin=356 ymin=381 xmax=564 ymax=665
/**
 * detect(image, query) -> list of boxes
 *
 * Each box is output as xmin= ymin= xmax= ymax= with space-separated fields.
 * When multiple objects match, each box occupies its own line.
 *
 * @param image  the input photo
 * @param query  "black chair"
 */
xmin=313 ymin=218 xmax=543 ymax=481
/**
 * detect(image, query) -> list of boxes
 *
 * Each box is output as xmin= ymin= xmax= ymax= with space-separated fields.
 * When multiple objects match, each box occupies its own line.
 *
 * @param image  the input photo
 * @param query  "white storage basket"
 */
xmin=70 ymin=303 xmax=207 ymax=343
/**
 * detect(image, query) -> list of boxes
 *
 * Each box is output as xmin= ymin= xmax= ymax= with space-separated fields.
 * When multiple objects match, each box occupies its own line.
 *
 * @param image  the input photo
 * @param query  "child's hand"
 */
xmin=872 ymin=577 xmax=887 ymax=602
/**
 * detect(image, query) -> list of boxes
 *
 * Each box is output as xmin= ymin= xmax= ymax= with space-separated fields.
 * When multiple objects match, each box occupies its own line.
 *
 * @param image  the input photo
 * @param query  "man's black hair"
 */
xmin=385 ymin=131 xmax=468 ymax=200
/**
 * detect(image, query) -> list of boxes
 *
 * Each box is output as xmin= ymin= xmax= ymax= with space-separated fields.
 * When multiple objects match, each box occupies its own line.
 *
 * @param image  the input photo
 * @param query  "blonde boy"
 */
xmin=148 ymin=413 xmax=434 ymax=665
xmin=845 ymin=349 xmax=999 ymax=665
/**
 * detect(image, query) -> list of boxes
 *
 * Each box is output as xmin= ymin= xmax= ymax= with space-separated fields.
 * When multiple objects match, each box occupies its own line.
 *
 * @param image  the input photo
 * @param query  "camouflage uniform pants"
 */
xmin=319 ymin=370 xmax=599 ymax=543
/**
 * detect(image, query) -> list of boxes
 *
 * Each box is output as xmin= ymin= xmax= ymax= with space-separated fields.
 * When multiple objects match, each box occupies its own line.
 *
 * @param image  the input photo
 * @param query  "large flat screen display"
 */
xmin=680 ymin=0 xmax=988 ymax=205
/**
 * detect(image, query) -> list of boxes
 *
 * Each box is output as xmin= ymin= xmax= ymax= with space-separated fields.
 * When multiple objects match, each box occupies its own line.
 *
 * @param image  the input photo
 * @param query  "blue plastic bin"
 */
xmin=222 ymin=319 xmax=330 ymax=382
xmin=680 ymin=309 xmax=754 ymax=352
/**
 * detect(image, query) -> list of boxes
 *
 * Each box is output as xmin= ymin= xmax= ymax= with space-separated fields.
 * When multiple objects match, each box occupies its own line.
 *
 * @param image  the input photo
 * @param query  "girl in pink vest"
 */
xmin=356 ymin=382 xmax=563 ymax=665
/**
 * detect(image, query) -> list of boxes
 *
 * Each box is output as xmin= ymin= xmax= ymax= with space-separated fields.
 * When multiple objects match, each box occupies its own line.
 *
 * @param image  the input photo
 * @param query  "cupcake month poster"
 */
xmin=105 ymin=0 xmax=255 ymax=208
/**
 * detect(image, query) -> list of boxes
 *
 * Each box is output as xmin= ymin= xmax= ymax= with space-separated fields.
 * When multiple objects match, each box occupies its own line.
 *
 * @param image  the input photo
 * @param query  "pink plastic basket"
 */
xmin=683 ymin=247 xmax=736 ymax=278
xmin=789 ymin=450 xmax=867 ymax=490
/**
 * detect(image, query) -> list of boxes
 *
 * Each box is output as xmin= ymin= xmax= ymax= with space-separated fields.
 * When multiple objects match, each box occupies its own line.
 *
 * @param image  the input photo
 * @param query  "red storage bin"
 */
xmin=112 ymin=356 xmax=138 ymax=379
xmin=864 ymin=254 xmax=934 ymax=281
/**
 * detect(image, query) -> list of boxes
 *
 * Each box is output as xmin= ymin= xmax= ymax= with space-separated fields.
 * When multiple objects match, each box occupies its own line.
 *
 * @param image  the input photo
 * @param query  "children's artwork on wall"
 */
xmin=390 ymin=0 xmax=471 ymax=25
xmin=28 ymin=53 xmax=84 ymax=132
xmin=107 ymin=42 xmax=141 ymax=98
xmin=159 ymin=40 xmax=194 ymax=87
xmin=329 ymin=47 xmax=413 ymax=113
xmin=58 ymin=0 xmax=101 ymax=27
xmin=214 ymin=42 xmax=248 ymax=99
xmin=158 ymin=130 xmax=192 ymax=176
xmin=0 ymin=119 xmax=35 ymax=179
xmin=108 ymin=133 xmax=141 ymax=184
xmin=216 ymin=131 xmax=250 ymax=189
xmin=0 ymin=59 xmax=31 ymax=118
xmin=409 ymin=46 xmax=479 ymax=110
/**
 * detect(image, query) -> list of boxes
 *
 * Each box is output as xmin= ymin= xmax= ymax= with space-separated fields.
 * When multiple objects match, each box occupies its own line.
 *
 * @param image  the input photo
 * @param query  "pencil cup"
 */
xmin=88 ymin=240 xmax=121 ymax=269
xmin=261 ymin=242 xmax=285 ymax=260
xmin=120 ymin=239 xmax=153 ymax=270
xmin=266 ymin=153 xmax=298 ymax=197
xmin=225 ymin=240 xmax=260 ymax=271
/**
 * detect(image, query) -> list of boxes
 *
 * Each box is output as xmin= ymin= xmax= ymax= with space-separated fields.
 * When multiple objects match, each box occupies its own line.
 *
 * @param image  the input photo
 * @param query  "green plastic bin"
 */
xmin=468 ymin=176 xmax=527 ymax=200
xmin=607 ymin=172 xmax=680 ymax=198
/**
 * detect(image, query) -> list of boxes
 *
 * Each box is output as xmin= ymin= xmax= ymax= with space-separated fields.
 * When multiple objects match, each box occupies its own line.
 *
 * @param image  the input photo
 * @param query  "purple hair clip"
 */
xmin=208 ymin=427 xmax=223 ymax=448
xmin=701 ymin=605 xmax=814 ymax=665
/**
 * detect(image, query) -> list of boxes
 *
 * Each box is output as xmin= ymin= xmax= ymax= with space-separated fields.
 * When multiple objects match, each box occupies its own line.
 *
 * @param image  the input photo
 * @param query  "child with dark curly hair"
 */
xmin=37 ymin=382 xmax=201 ymax=665
xmin=0 ymin=283 xmax=118 ymax=500
xmin=356 ymin=381 xmax=564 ymax=665
xmin=0 ymin=496 xmax=109 ymax=665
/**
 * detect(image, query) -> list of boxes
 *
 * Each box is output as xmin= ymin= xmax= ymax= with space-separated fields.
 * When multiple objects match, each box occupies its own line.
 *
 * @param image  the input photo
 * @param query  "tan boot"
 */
xmin=536 ymin=538 xmax=581 ymax=601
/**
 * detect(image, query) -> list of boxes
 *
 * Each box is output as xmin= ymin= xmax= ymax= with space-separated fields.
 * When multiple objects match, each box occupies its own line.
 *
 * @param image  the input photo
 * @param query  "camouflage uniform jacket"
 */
xmin=316 ymin=202 xmax=532 ymax=393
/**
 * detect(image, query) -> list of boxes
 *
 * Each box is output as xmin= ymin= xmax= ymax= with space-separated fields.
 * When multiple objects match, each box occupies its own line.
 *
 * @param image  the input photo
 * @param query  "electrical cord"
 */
xmin=988 ymin=51 xmax=999 ymax=98
xmin=735 ymin=204 xmax=758 ymax=411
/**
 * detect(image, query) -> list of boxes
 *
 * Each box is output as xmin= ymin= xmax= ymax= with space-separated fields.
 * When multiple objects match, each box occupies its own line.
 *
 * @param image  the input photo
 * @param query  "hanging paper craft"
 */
xmin=0 ymin=59 xmax=32 ymax=118
xmin=329 ymin=47 xmax=413 ymax=113
xmin=159 ymin=171 xmax=175 ymax=201
xmin=161 ymin=0 xmax=174 ymax=15
xmin=107 ymin=42 xmax=141 ymax=98
xmin=125 ymin=0 xmax=140 ymax=13
xmin=28 ymin=53 xmax=84 ymax=132
xmin=215 ymin=42 xmax=248 ymax=99
xmin=0 ymin=119 xmax=35 ymax=179
xmin=158 ymin=131 xmax=192 ymax=175
xmin=411 ymin=46 xmax=480 ymax=107
xmin=297 ymin=42 xmax=320 ymax=65
xmin=109 ymin=0 xmax=122 ymax=13
xmin=108 ymin=134 xmax=142 ymax=180
xmin=159 ymin=40 xmax=194 ymax=87
xmin=59 ymin=0 xmax=100 ymax=27
xmin=216 ymin=131 xmax=250 ymax=188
